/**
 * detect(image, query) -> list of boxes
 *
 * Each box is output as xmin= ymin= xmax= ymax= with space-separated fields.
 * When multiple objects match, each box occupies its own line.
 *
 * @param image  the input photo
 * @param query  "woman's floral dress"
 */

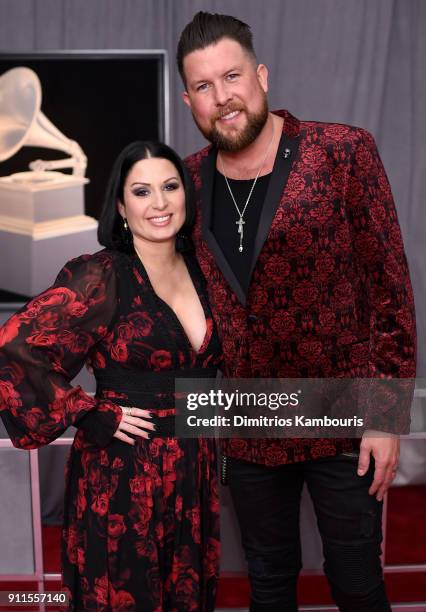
xmin=0 ymin=249 xmax=221 ymax=611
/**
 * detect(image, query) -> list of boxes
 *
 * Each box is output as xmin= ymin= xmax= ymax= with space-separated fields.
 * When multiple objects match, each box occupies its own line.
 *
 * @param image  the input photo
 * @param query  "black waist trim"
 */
xmin=94 ymin=368 xmax=218 ymax=438
xmin=95 ymin=367 xmax=218 ymax=395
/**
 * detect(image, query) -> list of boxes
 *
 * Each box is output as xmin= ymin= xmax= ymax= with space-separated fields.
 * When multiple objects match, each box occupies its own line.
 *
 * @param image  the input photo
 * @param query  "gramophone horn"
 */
xmin=0 ymin=66 xmax=86 ymax=175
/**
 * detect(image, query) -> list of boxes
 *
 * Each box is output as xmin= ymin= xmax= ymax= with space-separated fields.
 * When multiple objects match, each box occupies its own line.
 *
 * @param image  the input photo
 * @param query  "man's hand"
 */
xmin=357 ymin=431 xmax=400 ymax=501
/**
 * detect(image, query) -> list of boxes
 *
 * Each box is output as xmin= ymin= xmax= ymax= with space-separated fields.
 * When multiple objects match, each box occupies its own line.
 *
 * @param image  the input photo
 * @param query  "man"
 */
xmin=177 ymin=12 xmax=416 ymax=611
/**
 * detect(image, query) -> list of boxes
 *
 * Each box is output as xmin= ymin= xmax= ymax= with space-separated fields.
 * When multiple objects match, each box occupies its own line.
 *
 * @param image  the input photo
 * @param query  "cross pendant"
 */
xmin=236 ymin=217 xmax=245 ymax=252
xmin=236 ymin=217 xmax=245 ymax=235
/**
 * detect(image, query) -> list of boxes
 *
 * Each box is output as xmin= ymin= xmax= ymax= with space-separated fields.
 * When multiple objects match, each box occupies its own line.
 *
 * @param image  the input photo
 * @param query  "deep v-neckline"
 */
xmin=133 ymin=254 xmax=211 ymax=356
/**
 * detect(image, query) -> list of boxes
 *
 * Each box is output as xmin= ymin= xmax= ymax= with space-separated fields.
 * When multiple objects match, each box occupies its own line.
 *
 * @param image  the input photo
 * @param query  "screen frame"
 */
xmin=0 ymin=49 xmax=170 ymax=145
xmin=0 ymin=49 xmax=170 ymax=305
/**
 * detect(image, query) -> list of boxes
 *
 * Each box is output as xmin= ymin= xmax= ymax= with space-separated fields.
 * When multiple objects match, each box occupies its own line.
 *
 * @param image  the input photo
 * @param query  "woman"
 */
xmin=0 ymin=142 xmax=221 ymax=611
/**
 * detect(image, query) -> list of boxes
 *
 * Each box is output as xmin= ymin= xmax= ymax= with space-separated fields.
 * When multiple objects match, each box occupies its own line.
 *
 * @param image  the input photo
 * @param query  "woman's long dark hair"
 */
xmin=98 ymin=141 xmax=195 ymax=253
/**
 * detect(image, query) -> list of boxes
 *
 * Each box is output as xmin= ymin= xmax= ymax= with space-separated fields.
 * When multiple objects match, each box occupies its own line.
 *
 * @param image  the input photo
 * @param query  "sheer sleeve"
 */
xmin=0 ymin=251 xmax=122 ymax=449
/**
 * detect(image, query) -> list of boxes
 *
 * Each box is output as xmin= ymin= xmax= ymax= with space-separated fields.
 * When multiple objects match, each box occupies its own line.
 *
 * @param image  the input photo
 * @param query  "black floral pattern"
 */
xmin=185 ymin=109 xmax=416 ymax=466
xmin=0 ymin=250 xmax=221 ymax=611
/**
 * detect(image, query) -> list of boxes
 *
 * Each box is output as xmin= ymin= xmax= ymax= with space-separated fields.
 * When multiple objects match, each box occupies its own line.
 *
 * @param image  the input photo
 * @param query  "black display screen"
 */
xmin=0 ymin=52 xmax=167 ymax=301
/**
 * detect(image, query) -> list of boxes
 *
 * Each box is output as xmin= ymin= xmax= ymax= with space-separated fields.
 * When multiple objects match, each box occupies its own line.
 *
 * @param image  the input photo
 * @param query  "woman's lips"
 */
xmin=147 ymin=214 xmax=172 ymax=227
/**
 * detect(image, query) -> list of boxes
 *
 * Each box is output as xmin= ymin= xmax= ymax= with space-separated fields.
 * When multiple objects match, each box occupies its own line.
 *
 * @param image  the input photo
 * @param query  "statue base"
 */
xmin=0 ymin=177 xmax=100 ymax=297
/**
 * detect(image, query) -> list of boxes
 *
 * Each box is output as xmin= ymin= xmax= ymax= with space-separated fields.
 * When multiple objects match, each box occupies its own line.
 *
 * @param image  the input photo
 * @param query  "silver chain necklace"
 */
xmin=219 ymin=127 xmax=274 ymax=253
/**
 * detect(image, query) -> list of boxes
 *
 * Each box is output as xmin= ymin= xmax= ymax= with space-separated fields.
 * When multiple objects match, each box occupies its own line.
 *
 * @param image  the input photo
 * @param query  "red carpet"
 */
xmin=1 ymin=485 xmax=425 ymax=609
xmin=42 ymin=526 xmax=61 ymax=573
xmin=385 ymin=484 xmax=426 ymax=564
xmin=216 ymin=485 xmax=426 ymax=607
xmin=215 ymin=572 xmax=426 ymax=607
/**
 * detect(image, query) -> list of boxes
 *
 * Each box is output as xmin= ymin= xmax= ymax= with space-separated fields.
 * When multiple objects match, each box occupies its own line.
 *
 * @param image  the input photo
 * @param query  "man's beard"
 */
xmin=193 ymin=94 xmax=269 ymax=153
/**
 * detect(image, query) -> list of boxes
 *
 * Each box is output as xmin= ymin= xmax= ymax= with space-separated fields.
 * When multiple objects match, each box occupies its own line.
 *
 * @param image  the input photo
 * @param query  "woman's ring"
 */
xmin=122 ymin=406 xmax=132 ymax=416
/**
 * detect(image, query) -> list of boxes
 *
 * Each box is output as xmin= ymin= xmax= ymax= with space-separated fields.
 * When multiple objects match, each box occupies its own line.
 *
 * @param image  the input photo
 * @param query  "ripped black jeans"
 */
xmin=228 ymin=453 xmax=390 ymax=612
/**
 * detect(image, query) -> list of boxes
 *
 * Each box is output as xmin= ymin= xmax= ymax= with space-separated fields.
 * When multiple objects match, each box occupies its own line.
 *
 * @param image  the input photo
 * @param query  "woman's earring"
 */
xmin=122 ymin=217 xmax=133 ymax=248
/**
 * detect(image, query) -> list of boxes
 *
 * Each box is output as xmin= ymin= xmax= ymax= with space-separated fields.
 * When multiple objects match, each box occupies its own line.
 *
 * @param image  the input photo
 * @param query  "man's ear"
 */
xmin=257 ymin=63 xmax=269 ymax=94
xmin=182 ymin=90 xmax=191 ymax=109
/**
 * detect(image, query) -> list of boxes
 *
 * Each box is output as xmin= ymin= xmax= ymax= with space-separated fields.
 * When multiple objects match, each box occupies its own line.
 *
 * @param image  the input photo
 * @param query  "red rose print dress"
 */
xmin=0 ymin=249 xmax=221 ymax=611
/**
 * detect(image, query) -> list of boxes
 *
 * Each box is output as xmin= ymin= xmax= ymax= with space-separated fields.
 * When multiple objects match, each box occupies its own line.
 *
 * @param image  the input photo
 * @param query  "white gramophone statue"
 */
xmin=0 ymin=66 xmax=99 ymax=296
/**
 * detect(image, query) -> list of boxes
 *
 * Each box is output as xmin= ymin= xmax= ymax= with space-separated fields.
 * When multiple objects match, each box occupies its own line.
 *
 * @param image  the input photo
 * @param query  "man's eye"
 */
xmin=197 ymin=83 xmax=209 ymax=92
xmin=227 ymin=73 xmax=239 ymax=80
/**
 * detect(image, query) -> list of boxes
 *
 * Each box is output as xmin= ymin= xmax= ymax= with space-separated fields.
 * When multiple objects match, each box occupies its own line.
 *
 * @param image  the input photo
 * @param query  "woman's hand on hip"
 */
xmin=114 ymin=406 xmax=155 ymax=445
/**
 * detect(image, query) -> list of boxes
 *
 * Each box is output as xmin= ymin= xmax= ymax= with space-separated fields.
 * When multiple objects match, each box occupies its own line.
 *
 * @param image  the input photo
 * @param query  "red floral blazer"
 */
xmin=185 ymin=109 xmax=416 ymax=466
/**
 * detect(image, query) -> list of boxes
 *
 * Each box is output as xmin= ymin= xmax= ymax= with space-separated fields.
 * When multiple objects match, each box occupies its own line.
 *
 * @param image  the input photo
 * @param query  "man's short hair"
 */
xmin=176 ymin=11 xmax=256 ymax=85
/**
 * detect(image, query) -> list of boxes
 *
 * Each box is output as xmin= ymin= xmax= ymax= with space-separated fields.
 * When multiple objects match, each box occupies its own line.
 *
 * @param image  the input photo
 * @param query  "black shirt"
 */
xmin=211 ymin=170 xmax=271 ymax=295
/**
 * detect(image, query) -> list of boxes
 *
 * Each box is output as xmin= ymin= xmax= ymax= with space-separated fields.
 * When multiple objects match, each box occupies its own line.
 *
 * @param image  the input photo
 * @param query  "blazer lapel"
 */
xmin=198 ymin=110 xmax=301 ymax=307
xmin=249 ymin=131 xmax=300 ymax=280
xmin=200 ymin=147 xmax=248 ymax=305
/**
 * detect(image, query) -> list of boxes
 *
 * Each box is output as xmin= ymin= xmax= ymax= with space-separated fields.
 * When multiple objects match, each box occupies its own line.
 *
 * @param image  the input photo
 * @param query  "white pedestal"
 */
xmin=0 ymin=224 xmax=100 ymax=296
xmin=0 ymin=174 xmax=100 ymax=296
